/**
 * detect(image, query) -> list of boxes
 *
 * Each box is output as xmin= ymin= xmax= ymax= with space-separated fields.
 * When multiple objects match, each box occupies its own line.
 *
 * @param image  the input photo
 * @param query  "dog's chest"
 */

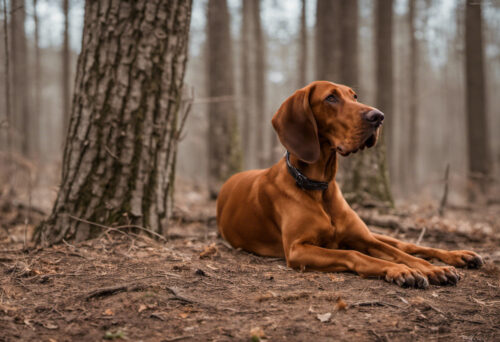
xmin=317 ymin=225 xmax=339 ymax=249
xmin=317 ymin=196 xmax=344 ymax=248
xmin=315 ymin=209 xmax=340 ymax=248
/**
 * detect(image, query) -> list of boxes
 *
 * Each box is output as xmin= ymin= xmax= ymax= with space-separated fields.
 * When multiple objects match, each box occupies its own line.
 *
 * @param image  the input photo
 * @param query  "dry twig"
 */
xmin=351 ymin=300 xmax=402 ymax=309
xmin=438 ymin=163 xmax=450 ymax=216
xmin=67 ymin=214 xmax=167 ymax=242
xmin=85 ymin=283 xmax=146 ymax=300
xmin=165 ymin=286 xmax=195 ymax=304
xmin=416 ymin=227 xmax=426 ymax=245
xmin=164 ymin=335 xmax=195 ymax=342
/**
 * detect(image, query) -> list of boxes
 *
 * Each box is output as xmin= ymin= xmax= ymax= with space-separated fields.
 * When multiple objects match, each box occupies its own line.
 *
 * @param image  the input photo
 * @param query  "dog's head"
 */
xmin=272 ymin=81 xmax=384 ymax=163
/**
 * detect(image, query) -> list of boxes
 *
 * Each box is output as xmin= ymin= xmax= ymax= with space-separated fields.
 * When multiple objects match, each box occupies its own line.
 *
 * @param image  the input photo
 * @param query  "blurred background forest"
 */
xmin=1 ymin=0 xmax=499 ymax=213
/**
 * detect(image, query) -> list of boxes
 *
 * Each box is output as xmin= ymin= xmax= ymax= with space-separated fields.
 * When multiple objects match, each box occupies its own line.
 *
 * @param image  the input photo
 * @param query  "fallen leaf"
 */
xmin=410 ymin=296 xmax=425 ymax=305
xmin=199 ymin=243 xmax=218 ymax=259
xmin=316 ymin=312 xmax=332 ymax=323
xmin=329 ymin=274 xmax=345 ymax=282
xmin=335 ymin=297 xmax=347 ymax=311
xmin=44 ymin=322 xmax=59 ymax=330
xmin=250 ymin=327 xmax=266 ymax=339
xmin=138 ymin=304 xmax=147 ymax=313
xmin=179 ymin=312 xmax=188 ymax=319
xmin=103 ymin=309 xmax=114 ymax=316
xmin=104 ymin=330 xmax=126 ymax=340
xmin=49 ymin=339 xmax=58 ymax=342
xmin=255 ymin=291 xmax=277 ymax=302
xmin=150 ymin=312 xmax=165 ymax=321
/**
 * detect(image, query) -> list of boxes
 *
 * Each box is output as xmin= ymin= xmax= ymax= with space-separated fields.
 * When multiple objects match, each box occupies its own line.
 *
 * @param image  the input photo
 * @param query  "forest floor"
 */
xmin=1 ymin=180 xmax=500 ymax=341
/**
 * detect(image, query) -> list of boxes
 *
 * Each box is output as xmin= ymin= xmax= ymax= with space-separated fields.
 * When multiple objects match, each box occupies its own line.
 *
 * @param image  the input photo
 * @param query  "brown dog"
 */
xmin=217 ymin=81 xmax=483 ymax=288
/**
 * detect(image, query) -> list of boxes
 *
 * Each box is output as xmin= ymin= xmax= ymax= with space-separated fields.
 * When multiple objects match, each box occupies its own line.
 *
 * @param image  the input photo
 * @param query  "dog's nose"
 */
xmin=364 ymin=110 xmax=384 ymax=125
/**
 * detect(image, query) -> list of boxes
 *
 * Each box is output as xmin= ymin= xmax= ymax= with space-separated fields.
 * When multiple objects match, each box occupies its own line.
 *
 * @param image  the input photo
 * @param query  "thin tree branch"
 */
xmin=66 ymin=214 xmax=167 ymax=242
xmin=438 ymin=164 xmax=450 ymax=216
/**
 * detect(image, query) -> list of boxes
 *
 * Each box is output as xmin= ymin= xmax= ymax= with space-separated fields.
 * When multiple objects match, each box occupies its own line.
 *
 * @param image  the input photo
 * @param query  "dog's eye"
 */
xmin=325 ymin=95 xmax=338 ymax=103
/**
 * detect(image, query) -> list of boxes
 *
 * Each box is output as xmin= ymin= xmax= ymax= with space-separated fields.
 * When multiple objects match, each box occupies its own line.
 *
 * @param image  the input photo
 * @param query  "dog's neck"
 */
xmin=288 ymin=143 xmax=338 ymax=185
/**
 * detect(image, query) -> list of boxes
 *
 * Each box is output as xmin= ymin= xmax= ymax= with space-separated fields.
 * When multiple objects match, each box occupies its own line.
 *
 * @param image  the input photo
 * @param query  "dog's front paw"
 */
xmin=419 ymin=265 xmax=460 ymax=286
xmin=384 ymin=265 xmax=429 ymax=289
xmin=441 ymin=250 xmax=484 ymax=269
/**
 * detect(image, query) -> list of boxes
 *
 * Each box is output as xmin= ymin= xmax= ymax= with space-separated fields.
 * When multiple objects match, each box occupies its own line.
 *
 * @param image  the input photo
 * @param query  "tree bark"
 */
xmin=2 ymin=0 xmax=12 ymax=151
xmin=339 ymin=0 xmax=392 ymax=206
xmin=367 ymin=0 xmax=394 ymax=205
xmin=32 ymin=0 xmax=41 ymax=159
xmin=10 ymin=0 xmax=31 ymax=156
xmin=375 ymin=0 xmax=394 ymax=174
xmin=62 ymin=0 xmax=71 ymax=137
xmin=240 ymin=0 xmax=253 ymax=169
xmin=252 ymin=0 xmax=269 ymax=167
xmin=465 ymin=0 xmax=490 ymax=199
xmin=34 ymin=0 xmax=193 ymax=245
xmin=297 ymin=0 xmax=307 ymax=88
xmin=406 ymin=0 xmax=418 ymax=191
xmin=339 ymin=0 xmax=358 ymax=87
xmin=315 ymin=0 xmax=340 ymax=81
xmin=206 ymin=0 xmax=241 ymax=197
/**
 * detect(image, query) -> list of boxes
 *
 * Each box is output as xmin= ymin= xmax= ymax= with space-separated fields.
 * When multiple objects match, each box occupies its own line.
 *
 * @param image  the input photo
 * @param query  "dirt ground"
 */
xmin=1 ymin=189 xmax=500 ymax=341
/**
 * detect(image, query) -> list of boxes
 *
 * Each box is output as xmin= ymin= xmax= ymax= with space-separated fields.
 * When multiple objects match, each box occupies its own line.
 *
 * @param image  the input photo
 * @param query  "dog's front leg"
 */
xmin=341 ymin=211 xmax=460 ymax=285
xmin=285 ymin=241 xmax=429 ymax=288
xmin=372 ymin=233 xmax=484 ymax=269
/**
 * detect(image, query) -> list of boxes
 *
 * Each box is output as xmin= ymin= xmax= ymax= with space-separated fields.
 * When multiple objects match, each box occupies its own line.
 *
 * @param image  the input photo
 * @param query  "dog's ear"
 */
xmin=271 ymin=86 xmax=320 ymax=163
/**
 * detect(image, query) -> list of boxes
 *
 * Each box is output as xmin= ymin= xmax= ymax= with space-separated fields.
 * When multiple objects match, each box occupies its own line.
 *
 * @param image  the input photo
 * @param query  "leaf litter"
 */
xmin=0 ymin=193 xmax=499 ymax=341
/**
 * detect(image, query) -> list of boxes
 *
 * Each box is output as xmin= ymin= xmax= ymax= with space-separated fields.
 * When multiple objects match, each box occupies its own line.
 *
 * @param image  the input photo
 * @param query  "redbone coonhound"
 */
xmin=217 ymin=81 xmax=483 ymax=288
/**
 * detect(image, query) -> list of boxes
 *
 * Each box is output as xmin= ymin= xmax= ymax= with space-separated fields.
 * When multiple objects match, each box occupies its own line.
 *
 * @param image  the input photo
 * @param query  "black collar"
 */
xmin=285 ymin=151 xmax=329 ymax=191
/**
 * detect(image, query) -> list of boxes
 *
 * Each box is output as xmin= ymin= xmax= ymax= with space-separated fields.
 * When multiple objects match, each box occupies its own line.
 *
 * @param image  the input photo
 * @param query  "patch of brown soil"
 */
xmin=1 ymin=217 xmax=499 ymax=342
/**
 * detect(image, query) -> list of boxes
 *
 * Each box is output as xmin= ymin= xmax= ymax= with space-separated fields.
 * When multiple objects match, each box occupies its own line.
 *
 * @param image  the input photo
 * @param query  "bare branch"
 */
xmin=66 ymin=214 xmax=168 ymax=242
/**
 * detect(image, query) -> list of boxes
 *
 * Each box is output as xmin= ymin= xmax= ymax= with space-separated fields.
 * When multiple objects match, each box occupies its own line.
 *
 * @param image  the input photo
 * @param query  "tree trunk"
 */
xmin=252 ymin=0 xmax=268 ymax=167
xmin=34 ymin=0 xmax=193 ymax=245
xmin=344 ymin=0 xmax=393 ymax=205
xmin=338 ymin=0 xmax=392 ymax=206
xmin=406 ymin=0 xmax=418 ymax=191
xmin=32 ymin=0 xmax=41 ymax=159
xmin=337 ymin=0 xmax=360 ymax=194
xmin=375 ymin=0 xmax=394 ymax=171
xmin=62 ymin=0 xmax=71 ymax=137
xmin=465 ymin=0 xmax=490 ymax=199
xmin=315 ymin=0 xmax=340 ymax=81
xmin=207 ymin=0 xmax=241 ymax=197
xmin=2 ymin=0 xmax=12 ymax=151
xmin=297 ymin=0 xmax=307 ymax=88
xmin=339 ymin=0 xmax=358 ymax=87
xmin=240 ymin=0 xmax=253 ymax=169
xmin=10 ymin=0 xmax=31 ymax=156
